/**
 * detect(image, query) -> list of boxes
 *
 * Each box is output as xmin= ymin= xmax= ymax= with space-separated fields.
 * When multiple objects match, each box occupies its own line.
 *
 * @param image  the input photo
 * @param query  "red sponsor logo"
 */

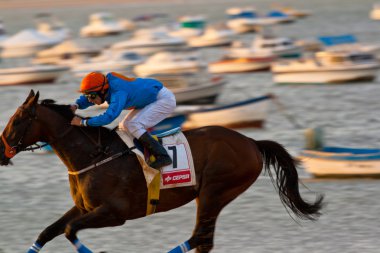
xmin=163 ymin=171 xmax=191 ymax=185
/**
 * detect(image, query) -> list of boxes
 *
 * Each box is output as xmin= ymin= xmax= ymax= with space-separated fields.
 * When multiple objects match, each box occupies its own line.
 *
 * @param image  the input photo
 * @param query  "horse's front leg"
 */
xmin=27 ymin=206 xmax=82 ymax=253
xmin=64 ymin=205 xmax=126 ymax=253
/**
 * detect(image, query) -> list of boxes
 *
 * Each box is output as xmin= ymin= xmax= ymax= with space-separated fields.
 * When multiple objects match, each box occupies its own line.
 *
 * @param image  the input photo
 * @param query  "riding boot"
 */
xmin=138 ymin=132 xmax=172 ymax=169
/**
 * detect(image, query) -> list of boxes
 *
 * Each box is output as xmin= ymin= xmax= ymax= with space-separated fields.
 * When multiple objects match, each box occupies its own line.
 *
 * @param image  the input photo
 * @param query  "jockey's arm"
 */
xmin=75 ymin=95 xmax=94 ymax=110
xmin=86 ymin=91 xmax=127 ymax=127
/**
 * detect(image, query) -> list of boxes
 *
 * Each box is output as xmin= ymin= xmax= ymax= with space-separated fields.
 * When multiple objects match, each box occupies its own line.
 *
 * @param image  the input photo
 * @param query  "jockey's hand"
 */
xmin=71 ymin=116 xmax=83 ymax=126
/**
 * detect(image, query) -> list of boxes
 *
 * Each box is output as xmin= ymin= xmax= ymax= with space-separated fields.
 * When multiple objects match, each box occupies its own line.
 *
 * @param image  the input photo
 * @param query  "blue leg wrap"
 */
xmin=73 ymin=239 xmax=93 ymax=253
xmin=168 ymin=241 xmax=191 ymax=253
xmin=27 ymin=242 xmax=42 ymax=253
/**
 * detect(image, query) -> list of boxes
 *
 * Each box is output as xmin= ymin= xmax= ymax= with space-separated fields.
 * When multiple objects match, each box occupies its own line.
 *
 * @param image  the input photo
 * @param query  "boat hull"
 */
xmin=182 ymin=95 xmax=270 ymax=129
xmin=208 ymin=59 xmax=271 ymax=73
xmin=299 ymin=147 xmax=380 ymax=178
xmin=0 ymin=66 xmax=68 ymax=85
xmin=273 ymin=67 xmax=379 ymax=84
xmin=299 ymin=156 xmax=380 ymax=178
xmin=173 ymin=79 xmax=226 ymax=104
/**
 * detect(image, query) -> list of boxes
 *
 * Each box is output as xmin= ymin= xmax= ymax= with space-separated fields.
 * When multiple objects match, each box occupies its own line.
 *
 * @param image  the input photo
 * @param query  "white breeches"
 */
xmin=119 ymin=86 xmax=176 ymax=139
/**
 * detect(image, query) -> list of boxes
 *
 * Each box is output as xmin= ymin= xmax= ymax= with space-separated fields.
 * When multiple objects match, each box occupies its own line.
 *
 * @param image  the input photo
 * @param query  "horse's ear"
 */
xmin=24 ymin=90 xmax=39 ymax=107
xmin=23 ymin=90 xmax=35 ymax=105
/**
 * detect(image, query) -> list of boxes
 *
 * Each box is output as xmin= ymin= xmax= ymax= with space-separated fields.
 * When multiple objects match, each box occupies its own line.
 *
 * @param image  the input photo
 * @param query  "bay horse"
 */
xmin=0 ymin=90 xmax=324 ymax=253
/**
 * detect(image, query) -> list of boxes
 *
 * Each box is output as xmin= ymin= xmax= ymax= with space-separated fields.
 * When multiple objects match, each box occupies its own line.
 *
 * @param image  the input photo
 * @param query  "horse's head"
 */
xmin=0 ymin=90 xmax=41 ymax=165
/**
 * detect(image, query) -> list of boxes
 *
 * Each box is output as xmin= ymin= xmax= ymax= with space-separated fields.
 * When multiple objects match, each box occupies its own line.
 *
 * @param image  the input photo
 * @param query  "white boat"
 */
xmin=228 ymin=32 xmax=303 ymax=59
xmin=134 ymin=51 xmax=206 ymax=76
xmin=299 ymin=147 xmax=380 ymax=178
xmin=80 ymin=12 xmax=133 ymax=37
xmin=226 ymin=7 xmax=295 ymax=34
xmin=264 ymin=11 xmax=296 ymax=24
xmin=33 ymin=40 xmax=100 ymax=65
xmin=225 ymin=7 xmax=261 ymax=34
xmin=187 ymin=27 xmax=235 ymax=48
xmin=370 ymin=3 xmax=380 ymax=20
xmin=208 ymin=55 xmax=275 ymax=73
xmin=0 ymin=29 xmax=61 ymax=58
xmin=271 ymin=5 xmax=311 ymax=18
xmin=111 ymin=29 xmax=186 ymax=55
xmin=299 ymin=128 xmax=380 ymax=178
xmin=34 ymin=13 xmax=71 ymax=42
xmin=168 ymin=15 xmax=206 ymax=39
xmin=70 ymin=50 xmax=144 ymax=77
xmin=0 ymin=64 xmax=68 ymax=85
xmin=318 ymin=34 xmax=380 ymax=60
xmin=154 ymin=74 xmax=226 ymax=104
xmin=272 ymin=51 xmax=380 ymax=84
xmin=182 ymin=94 xmax=271 ymax=129
xmin=151 ymin=94 xmax=272 ymax=132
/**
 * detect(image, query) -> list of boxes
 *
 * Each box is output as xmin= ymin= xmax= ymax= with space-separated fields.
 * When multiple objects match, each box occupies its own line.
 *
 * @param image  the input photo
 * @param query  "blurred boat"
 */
xmin=187 ymin=26 xmax=235 ymax=48
xmin=208 ymin=55 xmax=275 ymax=73
xmin=168 ymin=15 xmax=206 ymax=39
xmin=318 ymin=34 xmax=380 ymax=60
xmin=0 ymin=64 xmax=68 ymax=85
xmin=150 ymin=94 xmax=272 ymax=133
xmin=271 ymin=51 xmax=380 ymax=84
xmin=111 ymin=29 xmax=186 ymax=55
xmin=225 ymin=7 xmax=295 ymax=34
xmin=299 ymin=147 xmax=380 ymax=178
xmin=154 ymin=74 xmax=226 ymax=104
xmin=225 ymin=7 xmax=261 ymax=34
xmin=33 ymin=40 xmax=101 ymax=65
xmin=370 ymin=3 xmax=380 ymax=20
xmin=34 ymin=12 xmax=71 ymax=42
xmin=70 ymin=50 xmax=144 ymax=77
xmin=0 ymin=29 xmax=61 ymax=58
xmin=271 ymin=5 xmax=311 ymax=18
xmin=264 ymin=11 xmax=296 ymax=24
xmin=134 ymin=51 xmax=206 ymax=76
xmin=228 ymin=30 xmax=303 ymax=59
xmin=299 ymin=128 xmax=380 ymax=178
xmin=80 ymin=12 xmax=133 ymax=37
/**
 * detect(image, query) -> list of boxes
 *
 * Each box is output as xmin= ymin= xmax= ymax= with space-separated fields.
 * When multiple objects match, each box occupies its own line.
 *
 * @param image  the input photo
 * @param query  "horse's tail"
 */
xmin=254 ymin=139 xmax=324 ymax=221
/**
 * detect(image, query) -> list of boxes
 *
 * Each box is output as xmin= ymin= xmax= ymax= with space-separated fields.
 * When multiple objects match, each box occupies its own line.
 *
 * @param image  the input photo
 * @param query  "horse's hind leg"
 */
xmin=189 ymin=173 xmax=257 ymax=252
xmin=27 ymin=206 xmax=81 ymax=252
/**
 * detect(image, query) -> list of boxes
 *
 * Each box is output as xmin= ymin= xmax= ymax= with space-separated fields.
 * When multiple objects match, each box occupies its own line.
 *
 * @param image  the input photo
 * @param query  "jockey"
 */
xmin=70 ymin=71 xmax=176 ymax=169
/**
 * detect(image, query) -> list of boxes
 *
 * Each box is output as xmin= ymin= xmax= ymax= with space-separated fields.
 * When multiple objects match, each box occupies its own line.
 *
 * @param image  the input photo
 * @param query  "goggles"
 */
xmin=84 ymin=92 xmax=98 ymax=99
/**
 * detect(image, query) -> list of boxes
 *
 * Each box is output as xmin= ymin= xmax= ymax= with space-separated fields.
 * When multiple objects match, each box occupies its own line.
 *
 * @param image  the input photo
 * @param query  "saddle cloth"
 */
xmin=116 ymin=128 xmax=196 ymax=189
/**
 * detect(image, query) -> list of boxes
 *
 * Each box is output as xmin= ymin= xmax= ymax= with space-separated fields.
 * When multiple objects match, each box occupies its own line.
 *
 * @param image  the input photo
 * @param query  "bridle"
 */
xmin=1 ymin=105 xmax=73 ymax=159
xmin=1 ymin=106 xmax=37 ymax=158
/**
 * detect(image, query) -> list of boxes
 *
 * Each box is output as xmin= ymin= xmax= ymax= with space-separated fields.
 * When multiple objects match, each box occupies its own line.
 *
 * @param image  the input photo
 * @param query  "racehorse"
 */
xmin=0 ymin=90 xmax=324 ymax=253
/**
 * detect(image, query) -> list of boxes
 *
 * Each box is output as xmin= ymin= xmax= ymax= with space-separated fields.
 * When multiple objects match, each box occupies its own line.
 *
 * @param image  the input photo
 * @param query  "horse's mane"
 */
xmin=39 ymin=99 xmax=115 ymax=134
xmin=40 ymin=99 xmax=75 ymax=120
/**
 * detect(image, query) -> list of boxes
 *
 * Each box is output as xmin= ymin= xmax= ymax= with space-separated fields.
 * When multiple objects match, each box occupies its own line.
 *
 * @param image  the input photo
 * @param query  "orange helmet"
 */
xmin=79 ymin=72 xmax=109 ymax=93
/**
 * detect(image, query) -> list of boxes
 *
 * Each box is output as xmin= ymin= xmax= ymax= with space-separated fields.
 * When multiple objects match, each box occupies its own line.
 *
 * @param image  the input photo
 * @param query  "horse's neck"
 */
xmin=38 ymin=108 xmax=98 ymax=170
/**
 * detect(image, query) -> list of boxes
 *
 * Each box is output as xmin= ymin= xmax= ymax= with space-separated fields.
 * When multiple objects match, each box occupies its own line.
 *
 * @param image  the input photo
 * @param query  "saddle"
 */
xmin=116 ymin=127 xmax=196 ymax=215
